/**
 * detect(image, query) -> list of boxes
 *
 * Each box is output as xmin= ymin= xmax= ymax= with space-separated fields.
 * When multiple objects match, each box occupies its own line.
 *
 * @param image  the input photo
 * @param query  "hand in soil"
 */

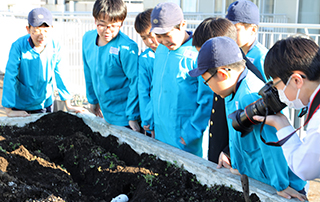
xmin=277 ymin=186 xmax=308 ymax=201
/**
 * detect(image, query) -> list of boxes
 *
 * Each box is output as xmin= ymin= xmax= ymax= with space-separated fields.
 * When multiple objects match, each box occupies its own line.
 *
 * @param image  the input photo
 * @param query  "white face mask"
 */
xmin=277 ymin=75 xmax=307 ymax=110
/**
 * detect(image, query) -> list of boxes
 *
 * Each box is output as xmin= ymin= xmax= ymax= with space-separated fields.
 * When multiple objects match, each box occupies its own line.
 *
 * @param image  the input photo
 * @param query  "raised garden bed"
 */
xmin=0 ymin=111 xmax=273 ymax=201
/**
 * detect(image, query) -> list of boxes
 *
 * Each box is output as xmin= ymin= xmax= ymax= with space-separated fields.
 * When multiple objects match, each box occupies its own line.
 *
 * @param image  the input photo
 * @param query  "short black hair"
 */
xmin=134 ymin=8 xmax=153 ymax=34
xmin=192 ymin=17 xmax=237 ymax=48
xmin=264 ymin=36 xmax=320 ymax=83
xmin=93 ymin=0 xmax=127 ymax=22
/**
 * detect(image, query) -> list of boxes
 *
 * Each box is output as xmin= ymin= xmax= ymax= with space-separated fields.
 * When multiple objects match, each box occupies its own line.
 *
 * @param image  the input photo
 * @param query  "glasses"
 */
xmin=96 ymin=22 xmax=122 ymax=31
xmin=272 ymin=79 xmax=281 ymax=87
xmin=203 ymin=68 xmax=231 ymax=86
xmin=272 ymin=74 xmax=306 ymax=88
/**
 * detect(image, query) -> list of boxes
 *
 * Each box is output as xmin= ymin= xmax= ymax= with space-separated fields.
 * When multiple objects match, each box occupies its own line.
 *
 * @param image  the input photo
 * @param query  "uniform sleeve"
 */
xmin=138 ymin=55 xmax=154 ymax=129
xmin=277 ymin=110 xmax=320 ymax=181
xmin=54 ymin=42 xmax=72 ymax=101
xmin=82 ymin=35 xmax=98 ymax=104
xmin=2 ymin=42 xmax=21 ymax=108
xmin=120 ymin=43 xmax=140 ymax=121
xmin=182 ymin=75 xmax=214 ymax=145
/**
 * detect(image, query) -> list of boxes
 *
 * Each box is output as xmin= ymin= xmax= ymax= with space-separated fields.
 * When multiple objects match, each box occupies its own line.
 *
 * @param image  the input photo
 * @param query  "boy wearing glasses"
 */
xmin=192 ymin=17 xmax=266 ymax=166
xmin=2 ymin=7 xmax=86 ymax=117
xmin=189 ymin=37 xmax=307 ymax=201
xmin=82 ymin=0 xmax=140 ymax=131
xmin=150 ymin=2 xmax=213 ymax=157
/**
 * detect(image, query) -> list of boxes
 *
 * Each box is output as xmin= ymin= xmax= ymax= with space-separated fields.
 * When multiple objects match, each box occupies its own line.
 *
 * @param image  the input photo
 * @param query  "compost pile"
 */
xmin=0 ymin=111 xmax=260 ymax=202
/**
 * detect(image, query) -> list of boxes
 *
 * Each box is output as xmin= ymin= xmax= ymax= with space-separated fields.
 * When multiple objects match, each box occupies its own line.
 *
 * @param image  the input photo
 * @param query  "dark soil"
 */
xmin=0 ymin=111 xmax=260 ymax=202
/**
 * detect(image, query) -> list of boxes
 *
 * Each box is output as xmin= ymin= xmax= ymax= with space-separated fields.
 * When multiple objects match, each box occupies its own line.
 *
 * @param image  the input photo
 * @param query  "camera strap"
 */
xmin=261 ymin=87 xmax=320 ymax=146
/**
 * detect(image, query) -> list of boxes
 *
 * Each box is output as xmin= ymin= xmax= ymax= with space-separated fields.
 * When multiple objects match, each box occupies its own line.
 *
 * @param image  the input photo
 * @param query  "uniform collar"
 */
xmin=248 ymin=39 xmax=258 ymax=52
xmin=230 ymin=67 xmax=248 ymax=100
xmin=28 ymin=36 xmax=35 ymax=48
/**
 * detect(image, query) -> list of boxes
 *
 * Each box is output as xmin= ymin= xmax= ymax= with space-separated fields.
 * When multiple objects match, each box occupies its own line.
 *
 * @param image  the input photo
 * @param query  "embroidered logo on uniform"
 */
xmin=153 ymin=19 xmax=158 ymax=24
xmin=109 ymin=47 xmax=119 ymax=55
xmin=38 ymin=14 xmax=44 ymax=19
xmin=183 ymin=50 xmax=197 ymax=59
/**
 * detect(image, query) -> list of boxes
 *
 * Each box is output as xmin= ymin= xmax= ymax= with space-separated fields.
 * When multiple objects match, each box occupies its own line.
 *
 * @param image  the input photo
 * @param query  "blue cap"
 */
xmin=28 ymin=7 xmax=53 ymax=27
xmin=189 ymin=37 xmax=243 ymax=77
xmin=226 ymin=0 xmax=260 ymax=25
xmin=150 ymin=2 xmax=183 ymax=34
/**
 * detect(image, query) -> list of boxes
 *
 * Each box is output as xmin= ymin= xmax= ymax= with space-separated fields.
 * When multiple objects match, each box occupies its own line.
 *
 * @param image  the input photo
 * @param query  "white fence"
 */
xmin=1 ymin=12 xmax=320 ymax=132
xmin=1 ymin=12 xmax=320 ymax=96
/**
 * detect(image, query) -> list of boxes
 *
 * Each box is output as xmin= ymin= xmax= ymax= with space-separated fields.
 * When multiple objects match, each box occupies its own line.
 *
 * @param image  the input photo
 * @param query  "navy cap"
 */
xmin=226 ymin=0 xmax=260 ymax=25
xmin=189 ymin=36 xmax=243 ymax=77
xmin=28 ymin=7 xmax=53 ymax=27
xmin=150 ymin=2 xmax=183 ymax=34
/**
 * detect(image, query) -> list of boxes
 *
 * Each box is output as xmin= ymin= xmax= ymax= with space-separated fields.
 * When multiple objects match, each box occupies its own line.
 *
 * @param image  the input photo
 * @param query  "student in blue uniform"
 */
xmin=82 ymin=0 xmax=140 ymax=131
xmin=226 ymin=0 xmax=268 ymax=81
xmin=189 ymin=37 xmax=307 ymax=201
xmin=192 ymin=17 xmax=265 ymax=166
xmin=134 ymin=8 xmax=159 ymax=138
xmin=2 ymin=7 xmax=86 ymax=117
xmin=150 ymin=2 xmax=213 ymax=157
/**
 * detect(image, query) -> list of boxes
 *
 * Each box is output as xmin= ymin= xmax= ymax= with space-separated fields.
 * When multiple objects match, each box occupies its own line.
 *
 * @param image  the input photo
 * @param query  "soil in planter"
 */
xmin=0 ymin=111 xmax=260 ymax=202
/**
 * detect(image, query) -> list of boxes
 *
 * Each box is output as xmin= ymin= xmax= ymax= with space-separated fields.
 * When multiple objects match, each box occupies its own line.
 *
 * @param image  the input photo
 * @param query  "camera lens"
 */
xmin=229 ymin=81 xmax=287 ymax=137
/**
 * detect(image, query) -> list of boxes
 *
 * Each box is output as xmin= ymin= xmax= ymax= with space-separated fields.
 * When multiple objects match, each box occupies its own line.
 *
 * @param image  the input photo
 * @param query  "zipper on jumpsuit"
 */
xmin=158 ymin=51 xmax=170 ymax=113
xmin=96 ymin=47 xmax=101 ymax=98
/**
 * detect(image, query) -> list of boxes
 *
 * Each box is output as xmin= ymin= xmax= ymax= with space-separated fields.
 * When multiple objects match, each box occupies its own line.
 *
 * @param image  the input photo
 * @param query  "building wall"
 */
xmin=198 ymin=0 xmax=213 ymax=13
xmin=299 ymin=0 xmax=320 ymax=24
xmin=143 ymin=0 xmax=170 ymax=9
xmin=298 ymin=0 xmax=320 ymax=34
xmin=274 ymin=0 xmax=299 ymax=23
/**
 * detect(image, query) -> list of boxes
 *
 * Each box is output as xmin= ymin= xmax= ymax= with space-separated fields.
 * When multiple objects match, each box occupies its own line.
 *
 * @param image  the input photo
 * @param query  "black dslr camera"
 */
xmin=228 ymin=81 xmax=287 ymax=137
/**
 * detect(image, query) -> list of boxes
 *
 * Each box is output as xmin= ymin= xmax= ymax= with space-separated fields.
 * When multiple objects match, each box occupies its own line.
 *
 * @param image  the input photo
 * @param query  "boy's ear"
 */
xmin=180 ymin=20 xmax=187 ymax=29
xmin=292 ymin=72 xmax=305 ymax=88
xmin=217 ymin=68 xmax=230 ymax=80
xmin=26 ymin=26 xmax=30 ymax=34
xmin=251 ymin=24 xmax=258 ymax=34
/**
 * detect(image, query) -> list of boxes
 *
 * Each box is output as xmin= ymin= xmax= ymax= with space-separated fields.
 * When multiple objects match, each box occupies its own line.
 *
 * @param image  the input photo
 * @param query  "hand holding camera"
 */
xmin=228 ymin=81 xmax=287 ymax=136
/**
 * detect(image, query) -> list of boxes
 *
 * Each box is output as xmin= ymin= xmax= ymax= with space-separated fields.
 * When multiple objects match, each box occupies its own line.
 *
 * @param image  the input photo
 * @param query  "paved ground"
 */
xmin=0 ymin=75 xmax=319 ymax=201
